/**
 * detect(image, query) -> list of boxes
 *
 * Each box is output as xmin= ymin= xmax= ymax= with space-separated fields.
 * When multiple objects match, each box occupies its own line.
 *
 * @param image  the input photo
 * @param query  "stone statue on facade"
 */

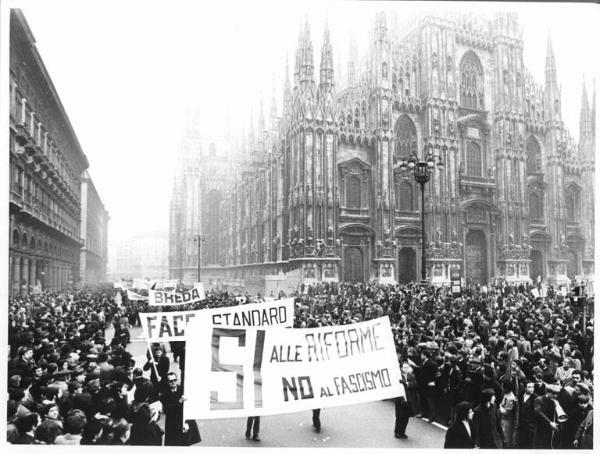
xmin=306 ymin=226 xmax=314 ymax=246
xmin=327 ymin=221 xmax=334 ymax=246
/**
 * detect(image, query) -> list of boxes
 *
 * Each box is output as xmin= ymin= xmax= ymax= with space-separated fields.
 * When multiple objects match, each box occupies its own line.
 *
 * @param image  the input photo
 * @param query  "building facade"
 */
xmin=9 ymin=10 xmax=108 ymax=296
xmin=169 ymin=12 xmax=595 ymax=291
xmin=79 ymin=170 xmax=109 ymax=286
xmin=109 ymin=230 xmax=169 ymax=281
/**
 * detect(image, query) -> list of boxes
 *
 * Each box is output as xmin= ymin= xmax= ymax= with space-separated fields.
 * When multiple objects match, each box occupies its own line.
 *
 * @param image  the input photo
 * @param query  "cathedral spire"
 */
xmin=297 ymin=19 xmax=314 ymax=84
xmin=270 ymin=73 xmax=277 ymax=125
xmin=283 ymin=56 xmax=292 ymax=123
xmin=319 ymin=22 xmax=334 ymax=86
xmin=545 ymin=34 xmax=557 ymax=87
xmin=580 ymin=75 xmax=590 ymax=144
xmin=592 ymin=78 xmax=596 ymax=138
xmin=347 ymin=38 xmax=357 ymax=87
xmin=258 ymin=96 xmax=265 ymax=138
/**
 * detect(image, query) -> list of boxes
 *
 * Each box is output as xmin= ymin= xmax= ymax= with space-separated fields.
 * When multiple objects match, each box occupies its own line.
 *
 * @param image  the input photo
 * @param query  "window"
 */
xmin=566 ymin=193 xmax=576 ymax=220
xmin=526 ymin=136 xmax=542 ymax=173
xmin=466 ymin=142 xmax=482 ymax=177
xmin=395 ymin=115 xmax=417 ymax=157
xmin=346 ymin=175 xmax=361 ymax=209
xmin=529 ymin=192 xmax=543 ymax=220
xmin=460 ymin=51 xmax=484 ymax=109
xmin=398 ymin=181 xmax=414 ymax=211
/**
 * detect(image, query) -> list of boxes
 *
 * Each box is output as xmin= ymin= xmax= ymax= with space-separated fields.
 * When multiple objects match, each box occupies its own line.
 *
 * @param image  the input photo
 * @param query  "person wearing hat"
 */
xmin=444 ymin=401 xmax=475 ymax=448
xmin=533 ymin=384 xmax=562 ymax=449
xmin=472 ymin=388 xmax=503 ymax=448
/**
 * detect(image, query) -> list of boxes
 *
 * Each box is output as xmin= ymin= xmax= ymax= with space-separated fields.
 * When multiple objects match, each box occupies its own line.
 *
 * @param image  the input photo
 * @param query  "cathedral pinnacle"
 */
xmin=297 ymin=20 xmax=314 ymax=83
xmin=545 ymin=34 xmax=557 ymax=86
xmin=320 ymin=23 xmax=334 ymax=86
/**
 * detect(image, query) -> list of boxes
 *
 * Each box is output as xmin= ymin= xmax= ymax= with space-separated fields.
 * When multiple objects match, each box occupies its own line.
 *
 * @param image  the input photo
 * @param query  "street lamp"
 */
xmin=397 ymin=150 xmax=444 ymax=283
xmin=193 ymin=234 xmax=206 ymax=283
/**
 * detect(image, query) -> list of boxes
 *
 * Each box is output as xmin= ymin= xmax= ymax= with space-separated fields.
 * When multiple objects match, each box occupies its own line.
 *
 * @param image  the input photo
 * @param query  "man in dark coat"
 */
xmin=143 ymin=345 xmax=170 ymax=396
xmin=160 ymin=372 xmax=184 ymax=446
xmin=517 ymin=381 xmax=537 ymax=448
xmin=395 ymin=362 xmax=418 ymax=439
xmin=533 ymin=385 xmax=561 ymax=449
xmin=444 ymin=401 xmax=475 ymax=449
xmin=472 ymin=388 xmax=503 ymax=448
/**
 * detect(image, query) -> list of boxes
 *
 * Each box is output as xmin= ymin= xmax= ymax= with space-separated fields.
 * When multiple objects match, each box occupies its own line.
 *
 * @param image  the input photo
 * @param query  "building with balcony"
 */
xmin=8 ymin=10 xmax=101 ymax=295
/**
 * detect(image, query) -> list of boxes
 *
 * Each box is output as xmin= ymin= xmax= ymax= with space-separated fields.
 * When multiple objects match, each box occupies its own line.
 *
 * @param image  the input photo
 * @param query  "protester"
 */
xmin=160 ymin=372 xmax=185 ymax=446
xmin=444 ymin=401 xmax=475 ymax=448
xmin=394 ymin=361 xmax=417 ymax=439
xmin=472 ymin=388 xmax=503 ymax=448
xmin=245 ymin=416 xmax=260 ymax=441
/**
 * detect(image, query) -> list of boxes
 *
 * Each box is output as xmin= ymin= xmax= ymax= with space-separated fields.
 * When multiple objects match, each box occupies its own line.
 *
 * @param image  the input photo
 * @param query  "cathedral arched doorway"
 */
xmin=465 ymin=229 xmax=487 ymax=284
xmin=530 ymin=249 xmax=544 ymax=282
xmin=398 ymin=247 xmax=416 ymax=283
xmin=343 ymin=247 xmax=364 ymax=282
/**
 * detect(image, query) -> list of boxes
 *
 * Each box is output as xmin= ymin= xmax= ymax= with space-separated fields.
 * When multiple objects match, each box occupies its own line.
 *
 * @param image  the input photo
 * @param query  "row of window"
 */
xmin=11 ymin=162 xmax=78 ymax=239
xmin=9 ymin=82 xmax=78 ymax=197
xmin=12 ymin=230 xmax=75 ymax=259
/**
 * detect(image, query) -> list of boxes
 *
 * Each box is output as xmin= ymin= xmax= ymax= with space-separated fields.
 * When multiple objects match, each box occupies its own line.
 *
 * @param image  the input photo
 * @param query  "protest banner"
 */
xmin=148 ymin=288 xmax=206 ymax=306
xmin=127 ymin=290 xmax=147 ymax=301
xmin=183 ymin=316 xmax=404 ymax=420
xmin=156 ymin=279 xmax=178 ymax=290
xmin=133 ymin=278 xmax=154 ymax=290
xmin=139 ymin=298 xmax=295 ymax=342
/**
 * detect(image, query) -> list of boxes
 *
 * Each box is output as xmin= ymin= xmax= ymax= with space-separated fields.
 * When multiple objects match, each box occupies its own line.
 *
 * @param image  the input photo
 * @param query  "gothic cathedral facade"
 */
xmin=169 ymin=12 xmax=595 ymax=291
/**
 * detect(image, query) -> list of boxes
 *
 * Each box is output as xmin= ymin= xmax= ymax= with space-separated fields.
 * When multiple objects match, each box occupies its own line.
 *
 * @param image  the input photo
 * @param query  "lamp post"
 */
xmin=194 ymin=234 xmax=206 ymax=283
xmin=397 ymin=150 xmax=444 ymax=283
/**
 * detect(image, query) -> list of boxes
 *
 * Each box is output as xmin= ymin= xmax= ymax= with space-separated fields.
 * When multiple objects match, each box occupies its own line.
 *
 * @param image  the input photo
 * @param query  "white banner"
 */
xmin=193 ymin=282 xmax=206 ymax=300
xmin=127 ymin=290 xmax=147 ymax=301
xmin=148 ymin=288 xmax=205 ymax=306
xmin=155 ymin=279 xmax=178 ymax=290
xmin=139 ymin=298 xmax=295 ymax=342
xmin=133 ymin=278 xmax=154 ymax=290
xmin=184 ymin=316 xmax=404 ymax=420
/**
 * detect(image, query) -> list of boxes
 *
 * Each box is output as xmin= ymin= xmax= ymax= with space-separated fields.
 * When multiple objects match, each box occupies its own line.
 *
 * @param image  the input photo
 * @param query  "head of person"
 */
xmin=571 ymin=370 xmax=582 ymax=384
xmin=576 ymin=394 xmax=590 ymax=409
xmin=456 ymin=401 xmax=474 ymax=421
xmin=481 ymin=388 xmax=495 ymax=405
xmin=34 ymin=419 xmax=62 ymax=444
xmin=401 ymin=362 xmax=411 ymax=375
xmin=111 ymin=419 xmax=132 ymax=444
xmin=502 ymin=380 xmax=515 ymax=395
xmin=167 ymin=372 xmax=178 ymax=391
xmin=81 ymin=420 xmax=104 ymax=444
xmin=64 ymin=409 xmax=87 ymax=435
xmin=16 ymin=413 xmax=41 ymax=434
xmin=20 ymin=346 xmax=34 ymax=361
xmin=133 ymin=380 xmax=153 ymax=403
xmin=525 ymin=381 xmax=535 ymax=395
xmin=43 ymin=403 xmax=60 ymax=421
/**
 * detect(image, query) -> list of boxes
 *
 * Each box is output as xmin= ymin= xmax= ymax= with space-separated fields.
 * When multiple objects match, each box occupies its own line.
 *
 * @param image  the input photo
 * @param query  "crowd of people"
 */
xmin=6 ymin=279 xmax=594 ymax=448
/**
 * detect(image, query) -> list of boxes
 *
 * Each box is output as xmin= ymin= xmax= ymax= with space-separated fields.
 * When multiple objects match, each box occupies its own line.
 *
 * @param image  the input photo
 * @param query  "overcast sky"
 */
xmin=7 ymin=0 xmax=599 ymax=245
